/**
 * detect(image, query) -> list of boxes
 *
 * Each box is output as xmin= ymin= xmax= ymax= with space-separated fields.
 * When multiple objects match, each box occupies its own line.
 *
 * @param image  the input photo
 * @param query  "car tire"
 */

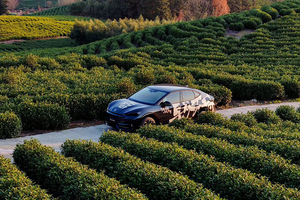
xmin=208 ymin=105 xmax=215 ymax=112
xmin=140 ymin=117 xmax=156 ymax=127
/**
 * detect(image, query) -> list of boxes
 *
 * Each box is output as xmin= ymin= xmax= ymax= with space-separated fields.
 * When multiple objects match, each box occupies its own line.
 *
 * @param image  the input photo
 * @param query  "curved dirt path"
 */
xmin=0 ymin=124 xmax=114 ymax=162
xmin=1 ymin=102 xmax=300 ymax=162
xmin=216 ymin=102 xmax=300 ymax=118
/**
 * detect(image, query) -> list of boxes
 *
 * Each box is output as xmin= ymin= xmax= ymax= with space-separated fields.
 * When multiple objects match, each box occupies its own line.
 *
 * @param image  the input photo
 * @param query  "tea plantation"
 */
xmin=3 ymin=107 xmax=300 ymax=199
xmin=2 ymin=0 xmax=300 ymax=198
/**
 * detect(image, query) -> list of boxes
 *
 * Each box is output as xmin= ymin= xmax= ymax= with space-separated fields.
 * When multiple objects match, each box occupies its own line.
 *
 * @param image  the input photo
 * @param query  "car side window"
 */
xmin=194 ymin=91 xmax=200 ymax=98
xmin=163 ymin=92 xmax=180 ymax=104
xmin=182 ymin=90 xmax=195 ymax=101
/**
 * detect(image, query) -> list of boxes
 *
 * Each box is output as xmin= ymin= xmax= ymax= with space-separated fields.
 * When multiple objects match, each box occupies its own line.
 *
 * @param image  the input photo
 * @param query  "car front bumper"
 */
xmin=105 ymin=110 xmax=142 ymax=131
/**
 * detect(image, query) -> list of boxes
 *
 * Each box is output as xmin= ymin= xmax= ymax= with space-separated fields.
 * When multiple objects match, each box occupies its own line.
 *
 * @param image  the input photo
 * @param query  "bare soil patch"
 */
xmin=0 ymin=36 xmax=69 ymax=44
xmin=225 ymin=29 xmax=255 ymax=39
xmin=0 ymin=39 xmax=27 ymax=44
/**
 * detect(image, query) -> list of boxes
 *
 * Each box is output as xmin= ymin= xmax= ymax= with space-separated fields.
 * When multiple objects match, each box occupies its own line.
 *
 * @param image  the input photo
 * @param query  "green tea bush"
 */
xmin=70 ymin=17 xmax=176 ymax=43
xmin=138 ymin=125 xmax=300 ymax=189
xmin=196 ymin=111 xmax=247 ymax=131
xmin=242 ymin=19 xmax=257 ymax=29
xmin=261 ymin=6 xmax=279 ymax=19
xmin=199 ymin=83 xmax=232 ymax=106
xmin=197 ymin=112 xmax=227 ymax=126
xmin=117 ymin=77 xmax=137 ymax=94
xmin=249 ymin=9 xmax=272 ymax=23
xmin=0 ymin=112 xmax=22 ymax=139
xmin=279 ymin=9 xmax=296 ymax=16
xmin=183 ymin=123 xmax=300 ymax=165
xmin=169 ymin=118 xmax=195 ymax=129
xmin=280 ymin=78 xmax=300 ymax=98
xmin=101 ymin=131 xmax=300 ymax=200
xmin=231 ymin=79 xmax=285 ymax=100
xmin=295 ymin=7 xmax=300 ymax=13
xmin=134 ymin=67 xmax=155 ymax=85
xmin=156 ymin=73 xmax=178 ymax=84
xmin=62 ymin=139 xmax=222 ymax=200
xmin=271 ymin=3 xmax=289 ymax=12
xmin=225 ymin=120 xmax=248 ymax=131
xmin=16 ymin=102 xmax=70 ymax=130
xmin=251 ymin=108 xmax=281 ymax=124
xmin=229 ymin=22 xmax=244 ymax=31
xmin=275 ymin=105 xmax=300 ymax=123
xmin=0 ymin=16 xmax=73 ymax=41
xmin=0 ymin=156 xmax=52 ymax=199
xmin=13 ymin=139 xmax=147 ymax=200
xmin=231 ymin=113 xmax=257 ymax=127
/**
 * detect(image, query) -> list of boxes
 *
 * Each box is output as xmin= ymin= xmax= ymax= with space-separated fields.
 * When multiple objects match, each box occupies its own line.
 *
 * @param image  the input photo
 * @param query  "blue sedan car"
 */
xmin=106 ymin=84 xmax=215 ymax=131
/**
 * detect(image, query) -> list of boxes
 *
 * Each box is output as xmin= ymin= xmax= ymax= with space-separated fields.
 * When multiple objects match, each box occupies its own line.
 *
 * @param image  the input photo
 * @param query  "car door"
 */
xmin=181 ymin=90 xmax=200 ymax=118
xmin=158 ymin=92 xmax=181 ymax=124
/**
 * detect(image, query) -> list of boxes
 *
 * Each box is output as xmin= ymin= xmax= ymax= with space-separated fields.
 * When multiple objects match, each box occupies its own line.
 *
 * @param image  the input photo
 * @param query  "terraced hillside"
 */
xmin=2 ymin=0 xmax=300 ymax=197
xmin=2 ymin=0 xmax=300 ymax=136
xmin=0 ymin=16 xmax=73 ymax=41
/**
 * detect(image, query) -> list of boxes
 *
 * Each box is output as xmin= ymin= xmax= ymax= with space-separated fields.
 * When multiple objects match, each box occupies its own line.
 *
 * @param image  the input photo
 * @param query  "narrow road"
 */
xmin=0 ymin=125 xmax=113 ymax=162
xmin=216 ymin=102 xmax=300 ymax=118
xmin=1 ymin=102 xmax=300 ymax=162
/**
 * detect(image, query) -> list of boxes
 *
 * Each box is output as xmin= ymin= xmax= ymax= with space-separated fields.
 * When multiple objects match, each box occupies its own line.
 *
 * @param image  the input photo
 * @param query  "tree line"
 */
xmin=70 ymin=0 xmax=213 ymax=21
xmin=69 ymin=0 xmax=280 ymax=21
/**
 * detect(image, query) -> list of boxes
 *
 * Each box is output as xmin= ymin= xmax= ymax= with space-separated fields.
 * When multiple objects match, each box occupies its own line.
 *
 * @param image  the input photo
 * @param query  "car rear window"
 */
xmin=182 ymin=90 xmax=195 ymax=101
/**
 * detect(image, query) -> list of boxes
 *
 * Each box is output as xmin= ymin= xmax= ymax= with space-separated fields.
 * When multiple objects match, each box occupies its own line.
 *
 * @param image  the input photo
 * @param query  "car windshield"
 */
xmin=129 ymin=87 xmax=167 ymax=105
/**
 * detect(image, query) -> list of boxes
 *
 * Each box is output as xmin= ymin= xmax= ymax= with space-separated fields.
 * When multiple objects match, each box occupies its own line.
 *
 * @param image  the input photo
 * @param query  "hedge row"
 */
xmin=13 ymin=139 xmax=148 ymax=199
xmin=100 ymin=131 xmax=300 ymax=200
xmin=196 ymin=72 xmax=285 ymax=100
xmin=14 ymin=101 xmax=70 ymax=130
xmin=192 ymin=111 xmax=300 ymax=141
xmin=0 ymin=156 xmax=52 ymax=199
xmin=183 ymin=123 xmax=300 ymax=165
xmin=197 ymin=111 xmax=248 ymax=131
xmin=138 ymin=125 xmax=300 ymax=189
xmin=0 ymin=111 xmax=22 ymax=139
xmin=275 ymin=105 xmax=300 ymax=123
xmin=61 ymin=139 xmax=222 ymax=200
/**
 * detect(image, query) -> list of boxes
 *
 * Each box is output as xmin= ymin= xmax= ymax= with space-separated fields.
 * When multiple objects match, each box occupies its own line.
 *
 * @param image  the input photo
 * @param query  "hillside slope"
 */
xmin=1 ymin=0 xmax=300 ymax=131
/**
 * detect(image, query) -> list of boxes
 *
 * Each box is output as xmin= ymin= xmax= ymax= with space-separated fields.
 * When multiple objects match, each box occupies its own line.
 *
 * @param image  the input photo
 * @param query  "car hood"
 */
xmin=108 ymin=99 xmax=149 ymax=114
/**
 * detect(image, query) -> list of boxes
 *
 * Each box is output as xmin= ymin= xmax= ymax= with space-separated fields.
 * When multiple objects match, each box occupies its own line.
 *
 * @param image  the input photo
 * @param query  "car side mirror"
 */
xmin=161 ymin=101 xmax=172 ymax=107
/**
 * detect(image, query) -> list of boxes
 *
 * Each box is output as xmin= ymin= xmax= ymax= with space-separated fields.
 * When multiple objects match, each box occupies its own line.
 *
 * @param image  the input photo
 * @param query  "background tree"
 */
xmin=138 ymin=0 xmax=171 ymax=20
xmin=0 ymin=0 xmax=8 ymax=15
xmin=213 ymin=0 xmax=230 ymax=17
xmin=183 ymin=0 xmax=213 ymax=21
xmin=7 ymin=0 xmax=19 ymax=12
xmin=169 ymin=0 xmax=186 ymax=17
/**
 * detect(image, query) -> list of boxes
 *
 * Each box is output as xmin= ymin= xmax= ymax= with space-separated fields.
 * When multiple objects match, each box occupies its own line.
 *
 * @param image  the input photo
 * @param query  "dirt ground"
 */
xmin=0 ymin=36 xmax=69 ymax=44
xmin=225 ymin=29 xmax=255 ymax=39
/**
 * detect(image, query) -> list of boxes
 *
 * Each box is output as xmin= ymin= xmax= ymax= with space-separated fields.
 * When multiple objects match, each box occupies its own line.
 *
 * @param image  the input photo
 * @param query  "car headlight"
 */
xmin=205 ymin=96 xmax=214 ymax=102
xmin=125 ymin=111 xmax=142 ymax=116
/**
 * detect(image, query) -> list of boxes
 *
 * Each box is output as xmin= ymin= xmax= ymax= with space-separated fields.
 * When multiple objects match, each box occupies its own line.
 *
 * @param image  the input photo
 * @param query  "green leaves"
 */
xmin=0 ymin=156 xmax=52 ymax=199
xmin=0 ymin=16 xmax=73 ymax=41
xmin=101 ymin=130 xmax=300 ymax=200
xmin=0 ymin=111 xmax=22 ymax=139
xmin=139 ymin=124 xmax=300 ymax=189
xmin=13 ymin=139 xmax=147 ymax=200
xmin=61 ymin=139 xmax=222 ymax=200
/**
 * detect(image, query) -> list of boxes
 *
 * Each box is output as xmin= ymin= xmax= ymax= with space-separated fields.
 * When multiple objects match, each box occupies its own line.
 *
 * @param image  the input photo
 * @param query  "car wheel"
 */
xmin=208 ymin=105 xmax=215 ymax=112
xmin=140 ymin=117 xmax=156 ymax=127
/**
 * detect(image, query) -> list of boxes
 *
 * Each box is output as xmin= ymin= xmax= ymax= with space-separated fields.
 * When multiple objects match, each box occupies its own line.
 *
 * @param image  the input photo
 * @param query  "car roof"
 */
xmin=147 ymin=84 xmax=196 ymax=93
